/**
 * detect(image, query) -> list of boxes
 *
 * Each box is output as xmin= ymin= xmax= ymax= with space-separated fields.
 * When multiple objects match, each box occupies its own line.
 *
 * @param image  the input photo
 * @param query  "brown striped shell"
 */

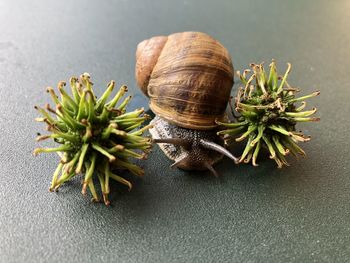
xmin=135 ymin=31 xmax=234 ymax=130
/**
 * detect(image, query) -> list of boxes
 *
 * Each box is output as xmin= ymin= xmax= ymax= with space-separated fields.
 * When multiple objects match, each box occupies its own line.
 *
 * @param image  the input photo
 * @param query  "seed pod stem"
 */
xmin=109 ymin=171 xmax=132 ymax=191
xmin=33 ymin=145 xmax=72 ymax=156
xmin=124 ymin=142 xmax=151 ymax=150
xmin=276 ymin=63 xmax=291 ymax=94
xmin=101 ymin=123 xmax=118 ymax=139
xmin=124 ymin=121 xmax=145 ymax=132
xmin=114 ymin=159 xmax=144 ymax=177
xmin=76 ymin=91 xmax=87 ymax=121
xmin=70 ymin=77 xmax=81 ymax=104
xmin=104 ymin=162 xmax=111 ymax=195
xmin=49 ymin=163 xmax=63 ymax=192
xmin=82 ymin=125 xmax=93 ymax=142
xmin=34 ymin=106 xmax=56 ymax=123
xmin=46 ymin=87 xmax=60 ymax=105
xmin=117 ymin=95 xmax=132 ymax=111
xmin=51 ymin=132 xmax=80 ymax=143
xmin=91 ymin=143 xmax=116 ymax=162
xmin=130 ymin=124 xmax=153 ymax=136
xmin=56 ymin=170 xmax=75 ymax=186
xmin=252 ymin=140 xmax=261 ymax=166
xmin=268 ymin=125 xmax=290 ymax=136
xmin=96 ymin=173 xmax=109 ymax=205
xmin=75 ymin=143 xmax=89 ymax=173
xmin=283 ymin=136 xmax=306 ymax=156
xmin=110 ymin=128 xmax=127 ymax=137
xmin=107 ymin=85 xmax=128 ymax=109
xmin=58 ymin=81 xmax=78 ymax=112
xmin=291 ymin=117 xmax=320 ymax=122
xmin=215 ymin=120 xmax=248 ymax=128
xmin=295 ymin=102 xmax=307 ymax=112
xmin=57 ymin=104 xmax=84 ymax=129
xmin=80 ymin=73 xmax=93 ymax=92
xmin=88 ymin=180 xmax=99 ymax=202
xmin=64 ymin=150 xmax=82 ymax=173
xmin=114 ymin=108 xmax=144 ymax=119
xmin=217 ymin=126 xmax=245 ymax=136
xmin=116 ymin=148 xmax=145 ymax=159
xmin=250 ymin=125 xmax=265 ymax=147
xmin=272 ymin=135 xmax=289 ymax=156
xmin=95 ymin=80 xmax=115 ymax=112
xmin=288 ymin=91 xmax=320 ymax=103
xmin=267 ymin=60 xmax=277 ymax=89
xmin=239 ymin=134 xmax=255 ymax=162
xmin=235 ymin=125 xmax=257 ymax=142
xmin=84 ymin=153 xmax=97 ymax=183
xmin=285 ymin=108 xmax=317 ymax=117
xmin=86 ymin=91 xmax=97 ymax=122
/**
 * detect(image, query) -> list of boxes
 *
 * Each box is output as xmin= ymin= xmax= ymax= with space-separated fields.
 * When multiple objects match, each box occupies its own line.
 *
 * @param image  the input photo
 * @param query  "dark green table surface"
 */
xmin=0 ymin=0 xmax=349 ymax=262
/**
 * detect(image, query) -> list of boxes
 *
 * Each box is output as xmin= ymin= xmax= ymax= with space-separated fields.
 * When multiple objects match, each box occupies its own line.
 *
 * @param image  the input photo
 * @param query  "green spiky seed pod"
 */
xmin=34 ymin=73 xmax=152 ymax=205
xmin=217 ymin=61 xmax=320 ymax=168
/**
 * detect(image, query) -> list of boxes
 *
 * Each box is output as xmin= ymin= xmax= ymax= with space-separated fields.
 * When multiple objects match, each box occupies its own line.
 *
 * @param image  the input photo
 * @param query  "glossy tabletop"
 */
xmin=0 ymin=0 xmax=349 ymax=262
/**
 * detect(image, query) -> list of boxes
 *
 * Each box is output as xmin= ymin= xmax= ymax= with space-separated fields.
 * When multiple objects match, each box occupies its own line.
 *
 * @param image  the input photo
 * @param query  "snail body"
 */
xmin=150 ymin=116 xmax=235 ymax=176
xmin=136 ymin=32 xmax=238 ymax=175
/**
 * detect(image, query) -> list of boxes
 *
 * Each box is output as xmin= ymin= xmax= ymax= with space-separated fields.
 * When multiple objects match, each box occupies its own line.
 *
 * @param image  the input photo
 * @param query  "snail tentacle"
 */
xmin=152 ymin=138 xmax=191 ymax=149
xmin=204 ymin=162 xmax=219 ymax=177
xmin=200 ymin=139 xmax=239 ymax=164
xmin=170 ymin=153 xmax=189 ymax=169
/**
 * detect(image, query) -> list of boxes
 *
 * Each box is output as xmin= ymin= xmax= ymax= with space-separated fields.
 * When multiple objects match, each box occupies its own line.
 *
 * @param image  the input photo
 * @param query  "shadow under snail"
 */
xmin=135 ymin=31 xmax=238 ymax=176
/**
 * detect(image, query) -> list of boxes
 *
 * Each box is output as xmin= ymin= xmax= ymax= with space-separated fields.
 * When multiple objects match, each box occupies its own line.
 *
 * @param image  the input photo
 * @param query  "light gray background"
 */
xmin=0 ymin=0 xmax=349 ymax=262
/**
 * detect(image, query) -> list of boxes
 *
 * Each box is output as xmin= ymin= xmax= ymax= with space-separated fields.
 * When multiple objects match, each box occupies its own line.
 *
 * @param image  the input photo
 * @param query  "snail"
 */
xmin=135 ymin=31 xmax=238 ymax=176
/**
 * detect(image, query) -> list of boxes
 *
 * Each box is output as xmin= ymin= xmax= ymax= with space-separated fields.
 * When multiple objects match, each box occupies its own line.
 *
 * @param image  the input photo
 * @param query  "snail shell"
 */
xmin=136 ymin=32 xmax=238 ymax=175
xmin=136 ymin=31 xmax=234 ymax=130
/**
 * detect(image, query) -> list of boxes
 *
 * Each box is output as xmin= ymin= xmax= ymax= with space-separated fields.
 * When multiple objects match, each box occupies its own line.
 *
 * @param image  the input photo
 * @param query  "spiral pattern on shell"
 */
xmin=136 ymin=32 xmax=234 ymax=130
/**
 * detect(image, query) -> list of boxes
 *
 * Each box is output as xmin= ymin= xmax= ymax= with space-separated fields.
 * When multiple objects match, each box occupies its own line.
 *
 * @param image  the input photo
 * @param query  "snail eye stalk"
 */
xmin=200 ymin=139 xmax=239 ymax=164
xmin=152 ymin=138 xmax=191 ymax=149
